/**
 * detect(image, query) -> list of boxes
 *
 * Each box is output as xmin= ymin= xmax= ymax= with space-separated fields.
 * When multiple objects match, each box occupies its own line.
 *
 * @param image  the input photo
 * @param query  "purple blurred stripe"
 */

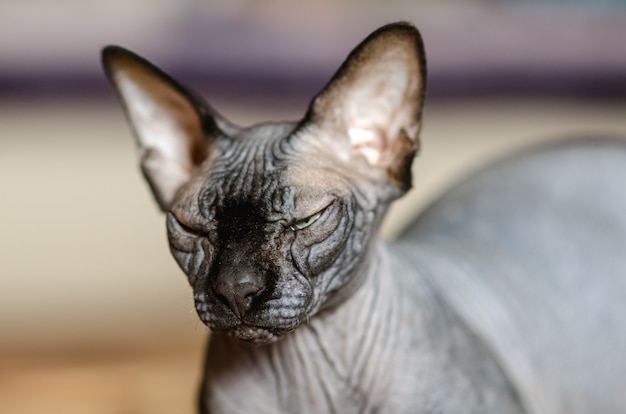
xmin=1 ymin=66 xmax=625 ymax=102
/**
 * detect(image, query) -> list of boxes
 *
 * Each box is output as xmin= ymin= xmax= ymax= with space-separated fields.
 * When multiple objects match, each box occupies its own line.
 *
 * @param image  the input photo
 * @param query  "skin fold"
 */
xmin=102 ymin=22 xmax=626 ymax=414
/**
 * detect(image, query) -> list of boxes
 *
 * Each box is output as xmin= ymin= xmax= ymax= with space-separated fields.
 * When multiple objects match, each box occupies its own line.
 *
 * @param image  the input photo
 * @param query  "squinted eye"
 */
xmin=290 ymin=212 xmax=322 ymax=231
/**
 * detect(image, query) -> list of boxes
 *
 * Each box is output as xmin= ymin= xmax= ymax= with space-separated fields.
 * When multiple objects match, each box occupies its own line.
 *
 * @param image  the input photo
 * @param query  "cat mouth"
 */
xmin=196 ymin=304 xmax=306 ymax=345
xmin=229 ymin=324 xmax=292 ymax=345
xmin=195 ymin=291 xmax=313 ymax=345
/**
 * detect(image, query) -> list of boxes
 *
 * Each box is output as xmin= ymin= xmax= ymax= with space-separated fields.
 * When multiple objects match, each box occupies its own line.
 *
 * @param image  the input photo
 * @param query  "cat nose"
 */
xmin=213 ymin=272 xmax=264 ymax=318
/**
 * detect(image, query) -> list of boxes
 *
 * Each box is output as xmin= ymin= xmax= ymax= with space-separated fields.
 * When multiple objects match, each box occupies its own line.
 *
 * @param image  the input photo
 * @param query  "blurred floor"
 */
xmin=1 ymin=97 xmax=626 ymax=413
xmin=0 ymin=346 xmax=204 ymax=414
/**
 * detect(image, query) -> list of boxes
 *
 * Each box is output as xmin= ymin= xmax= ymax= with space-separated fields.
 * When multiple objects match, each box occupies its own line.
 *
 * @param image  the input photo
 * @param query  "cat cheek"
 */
xmin=169 ymin=238 xmax=213 ymax=286
xmin=307 ymin=231 xmax=349 ymax=275
xmin=166 ymin=213 xmax=215 ymax=285
xmin=168 ymin=231 xmax=196 ymax=267
xmin=290 ymin=217 xmax=351 ymax=276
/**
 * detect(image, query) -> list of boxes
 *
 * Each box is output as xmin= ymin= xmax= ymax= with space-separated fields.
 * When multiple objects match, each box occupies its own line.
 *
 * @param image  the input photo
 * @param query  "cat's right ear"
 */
xmin=102 ymin=46 xmax=218 ymax=211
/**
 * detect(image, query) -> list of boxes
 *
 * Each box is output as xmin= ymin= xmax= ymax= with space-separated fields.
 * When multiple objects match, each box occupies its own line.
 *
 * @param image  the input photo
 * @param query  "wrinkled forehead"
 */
xmin=221 ymin=121 xmax=298 ymax=163
xmin=198 ymin=124 xmax=293 ymax=205
xmin=187 ymin=122 xmax=346 ymax=220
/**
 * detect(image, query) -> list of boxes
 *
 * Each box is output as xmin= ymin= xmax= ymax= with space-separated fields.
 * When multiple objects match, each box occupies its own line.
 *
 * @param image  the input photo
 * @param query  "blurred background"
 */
xmin=1 ymin=0 xmax=626 ymax=413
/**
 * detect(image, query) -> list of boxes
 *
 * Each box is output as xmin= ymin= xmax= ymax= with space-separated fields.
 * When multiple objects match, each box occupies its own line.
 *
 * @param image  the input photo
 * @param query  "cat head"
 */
xmin=102 ymin=22 xmax=426 ymax=345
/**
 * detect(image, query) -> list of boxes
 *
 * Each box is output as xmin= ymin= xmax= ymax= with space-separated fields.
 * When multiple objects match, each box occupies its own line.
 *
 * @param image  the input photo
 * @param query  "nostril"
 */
xmin=240 ymin=280 xmax=264 ymax=300
xmin=213 ymin=273 xmax=265 ymax=319
xmin=213 ymin=291 xmax=231 ymax=310
xmin=233 ymin=282 xmax=263 ymax=318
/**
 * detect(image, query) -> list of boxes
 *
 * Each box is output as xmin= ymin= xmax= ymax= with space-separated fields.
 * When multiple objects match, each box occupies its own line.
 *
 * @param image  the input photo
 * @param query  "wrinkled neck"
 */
xmin=261 ymin=243 xmax=403 ymax=411
xmin=204 ymin=241 xmax=526 ymax=413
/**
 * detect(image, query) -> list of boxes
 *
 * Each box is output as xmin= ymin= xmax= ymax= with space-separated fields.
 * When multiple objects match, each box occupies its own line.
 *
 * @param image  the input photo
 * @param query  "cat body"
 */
xmin=102 ymin=23 xmax=626 ymax=413
xmin=400 ymin=140 xmax=626 ymax=414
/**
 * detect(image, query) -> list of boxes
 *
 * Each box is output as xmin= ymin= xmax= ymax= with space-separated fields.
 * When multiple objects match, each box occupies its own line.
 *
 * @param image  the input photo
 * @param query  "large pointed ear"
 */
xmin=102 ymin=46 xmax=218 ymax=211
xmin=308 ymin=22 xmax=426 ymax=190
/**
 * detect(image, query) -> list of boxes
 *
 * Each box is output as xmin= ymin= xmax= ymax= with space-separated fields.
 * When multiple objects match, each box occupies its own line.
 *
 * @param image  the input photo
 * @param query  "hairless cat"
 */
xmin=102 ymin=22 xmax=626 ymax=413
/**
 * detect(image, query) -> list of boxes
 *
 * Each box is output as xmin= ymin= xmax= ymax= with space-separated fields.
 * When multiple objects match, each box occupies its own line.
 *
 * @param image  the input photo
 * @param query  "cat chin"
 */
xmin=229 ymin=324 xmax=291 ymax=346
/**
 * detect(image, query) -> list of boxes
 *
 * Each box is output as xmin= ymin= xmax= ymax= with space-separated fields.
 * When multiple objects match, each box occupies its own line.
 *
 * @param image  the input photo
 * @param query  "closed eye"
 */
xmin=290 ymin=211 xmax=322 ymax=231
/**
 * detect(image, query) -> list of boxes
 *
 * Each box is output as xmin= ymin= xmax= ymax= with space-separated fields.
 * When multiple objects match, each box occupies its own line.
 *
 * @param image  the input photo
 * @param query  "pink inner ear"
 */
xmin=343 ymin=70 xmax=420 ymax=169
xmin=348 ymin=127 xmax=384 ymax=165
xmin=333 ymin=41 xmax=422 ymax=168
xmin=107 ymin=50 xmax=210 ymax=211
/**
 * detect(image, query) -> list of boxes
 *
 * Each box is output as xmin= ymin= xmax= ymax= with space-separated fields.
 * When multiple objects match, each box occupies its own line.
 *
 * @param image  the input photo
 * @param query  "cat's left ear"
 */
xmin=307 ymin=22 xmax=426 ymax=190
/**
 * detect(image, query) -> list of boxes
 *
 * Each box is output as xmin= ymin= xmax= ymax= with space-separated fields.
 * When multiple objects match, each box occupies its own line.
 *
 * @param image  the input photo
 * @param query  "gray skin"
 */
xmin=102 ymin=22 xmax=626 ymax=414
xmin=399 ymin=139 xmax=626 ymax=414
